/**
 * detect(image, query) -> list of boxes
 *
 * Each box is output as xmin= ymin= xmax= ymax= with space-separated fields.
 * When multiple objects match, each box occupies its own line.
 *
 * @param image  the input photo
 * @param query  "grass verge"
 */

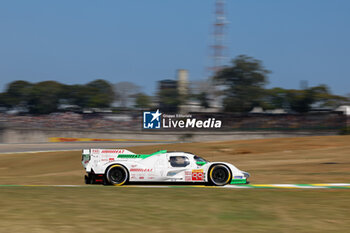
xmin=0 ymin=187 xmax=349 ymax=233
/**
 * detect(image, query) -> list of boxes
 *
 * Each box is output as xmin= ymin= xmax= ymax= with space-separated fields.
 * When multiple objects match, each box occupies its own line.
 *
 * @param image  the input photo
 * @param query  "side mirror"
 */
xmin=196 ymin=161 xmax=206 ymax=166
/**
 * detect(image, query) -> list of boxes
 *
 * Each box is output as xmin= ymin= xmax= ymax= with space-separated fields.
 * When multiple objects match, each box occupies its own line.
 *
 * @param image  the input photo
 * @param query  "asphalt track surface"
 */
xmin=0 ymin=141 xmax=173 ymax=153
xmin=0 ymin=183 xmax=349 ymax=189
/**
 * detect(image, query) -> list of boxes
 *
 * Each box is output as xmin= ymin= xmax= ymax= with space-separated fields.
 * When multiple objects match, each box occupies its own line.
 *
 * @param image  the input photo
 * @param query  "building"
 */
xmin=177 ymin=69 xmax=188 ymax=97
xmin=158 ymin=79 xmax=178 ymax=91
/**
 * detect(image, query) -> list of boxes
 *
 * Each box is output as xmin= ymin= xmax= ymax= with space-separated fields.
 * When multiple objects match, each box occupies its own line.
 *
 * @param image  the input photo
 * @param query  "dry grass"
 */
xmin=0 ymin=135 xmax=349 ymax=185
xmin=0 ymin=135 xmax=350 ymax=233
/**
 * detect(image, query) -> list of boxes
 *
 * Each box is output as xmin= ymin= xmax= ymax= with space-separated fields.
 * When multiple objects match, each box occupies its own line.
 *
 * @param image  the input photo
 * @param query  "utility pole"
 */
xmin=207 ymin=0 xmax=229 ymax=110
xmin=209 ymin=0 xmax=228 ymax=75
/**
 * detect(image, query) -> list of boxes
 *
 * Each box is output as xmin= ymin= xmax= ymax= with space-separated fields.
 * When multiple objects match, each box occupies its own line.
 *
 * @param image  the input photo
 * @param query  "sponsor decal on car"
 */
xmin=185 ymin=170 xmax=192 ymax=181
xmin=92 ymin=149 xmax=126 ymax=154
xmin=192 ymin=169 xmax=204 ymax=181
xmin=130 ymin=168 xmax=153 ymax=172
xmin=101 ymin=149 xmax=125 ymax=154
xmin=101 ymin=157 xmax=116 ymax=162
xmin=82 ymin=148 xmax=248 ymax=186
xmin=117 ymin=154 xmax=141 ymax=159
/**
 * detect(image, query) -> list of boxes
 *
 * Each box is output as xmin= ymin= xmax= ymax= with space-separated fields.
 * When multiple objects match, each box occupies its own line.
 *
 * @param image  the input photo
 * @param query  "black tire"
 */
xmin=209 ymin=165 xmax=231 ymax=186
xmin=84 ymin=175 xmax=89 ymax=184
xmin=85 ymin=174 xmax=94 ymax=184
xmin=102 ymin=176 xmax=108 ymax=186
xmin=106 ymin=165 xmax=128 ymax=185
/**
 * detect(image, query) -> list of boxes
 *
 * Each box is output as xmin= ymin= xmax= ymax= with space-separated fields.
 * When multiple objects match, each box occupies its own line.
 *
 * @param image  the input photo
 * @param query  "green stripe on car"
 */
xmin=230 ymin=179 xmax=247 ymax=184
xmin=118 ymin=150 xmax=168 ymax=159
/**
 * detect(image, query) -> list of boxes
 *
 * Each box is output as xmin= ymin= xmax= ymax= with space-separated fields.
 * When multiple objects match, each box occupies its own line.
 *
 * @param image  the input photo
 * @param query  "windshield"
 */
xmin=194 ymin=155 xmax=209 ymax=163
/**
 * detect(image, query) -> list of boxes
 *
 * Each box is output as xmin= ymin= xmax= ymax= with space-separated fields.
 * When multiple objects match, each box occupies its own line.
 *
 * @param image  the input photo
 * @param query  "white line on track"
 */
xmin=1 ymin=184 xmax=349 ymax=189
xmin=0 ymin=149 xmax=81 ymax=155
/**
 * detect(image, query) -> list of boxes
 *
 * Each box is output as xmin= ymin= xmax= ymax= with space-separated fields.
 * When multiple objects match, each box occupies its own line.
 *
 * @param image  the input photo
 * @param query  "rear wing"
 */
xmin=82 ymin=149 xmax=135 ymax=169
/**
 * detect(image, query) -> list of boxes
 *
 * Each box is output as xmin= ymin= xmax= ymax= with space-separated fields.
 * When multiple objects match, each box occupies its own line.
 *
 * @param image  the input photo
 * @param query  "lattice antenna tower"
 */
xmin=209 ymin=0 xmax=229 ymax=76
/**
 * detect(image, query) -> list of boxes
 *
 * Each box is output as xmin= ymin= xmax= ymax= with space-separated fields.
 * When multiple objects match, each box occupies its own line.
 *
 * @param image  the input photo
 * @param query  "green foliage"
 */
xmin=262 ymin=88 xmax=288 ymax=110
xmin=27 ymin=81 xmax=65 ymax=114
xmin=86 ymin=79 xmax=114 ymax=108
xmin=214 ymin=55 xmax=270 ymax=112
xmin=158 ymin=88 xmax=181 ymax=113
xmin=63 ymin=85 xmax=93 ymax=108
xmin=0 ymin=93 xmax=11 ymax=107
xmin=134 ymin=93 xmax=151 ymax=109
xmin=286 ymin=89 xmax=314 ymax=113
xmin=4 ymin=80 xmax=33 ymax=106
xmin=0 ymin=79 xmax=115 ymax=114
xmin=264 ymin=85 xmax=348 ymax=113
xmin=308 ymin=85 xmax=348 ymax=108
xmin=214 ymin=54 xmax=348 ymax=113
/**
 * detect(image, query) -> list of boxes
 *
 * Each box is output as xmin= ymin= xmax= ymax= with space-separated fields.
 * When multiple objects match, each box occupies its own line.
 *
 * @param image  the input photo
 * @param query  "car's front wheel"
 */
xmin=106 ymin=165 xmax=128 ymax=186
xmin=209 ymin=165 xmax=231 ymax=186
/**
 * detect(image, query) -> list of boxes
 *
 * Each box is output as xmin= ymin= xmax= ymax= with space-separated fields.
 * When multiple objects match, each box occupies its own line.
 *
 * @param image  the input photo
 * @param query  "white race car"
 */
xmin=82 ymin=149 xmax=250 ymax=186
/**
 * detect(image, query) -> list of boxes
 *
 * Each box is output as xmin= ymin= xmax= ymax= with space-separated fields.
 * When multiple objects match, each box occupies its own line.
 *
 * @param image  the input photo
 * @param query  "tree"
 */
xmin=308 ymin=85 xmax=348 ymax=108
xmin=0 ymin=93 xmax=11 ymax=107
xmin=158 ymin=89 xmax=181 ymax=113
xmin=27 ymin=81 xmax=65 ymax=114
xmin=134 ymin=93 xmax=151 ymax=109
xmin=4 ymin=80 xmax=33 ymax=107
xmin=86 ymin=79 xmax=115 ymax=108
xmin=263 ymin=88 xmax=289 ymax=110
xmin=87 ymin=79 xmax=114 ymax=96
xmin=63 ymin=80 xmax=115 ymax=109
xmin=214 ymin=55 xmax=270 ymax=112
xmin=285 ymin=89 xmax=314 ymax=113
xmin=62 ymin=84 xmax=92 ymax=108
xmin=0 ymin=79 xmax=116 ymax=114
xmin=263 ymin=85 xmax=348 ymax=113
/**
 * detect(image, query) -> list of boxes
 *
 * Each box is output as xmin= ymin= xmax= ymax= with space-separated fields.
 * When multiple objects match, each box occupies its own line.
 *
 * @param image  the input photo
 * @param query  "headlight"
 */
xmin=243 ymin=172 xmax=250 ymax=178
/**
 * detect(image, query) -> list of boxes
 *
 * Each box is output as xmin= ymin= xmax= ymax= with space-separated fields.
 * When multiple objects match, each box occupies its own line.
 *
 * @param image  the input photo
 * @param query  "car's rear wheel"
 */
xmin=84 ymin=175 xmax=90 ymax=184
xmin=106 ymin=165 xmax=128 ymax=186
xmin=209 ymin=165 xmax=231 ymax=186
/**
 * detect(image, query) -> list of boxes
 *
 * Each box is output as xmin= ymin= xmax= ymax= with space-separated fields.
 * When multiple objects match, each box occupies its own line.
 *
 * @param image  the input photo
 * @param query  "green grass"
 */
xmin=0 ymin=187 xmax=349 ymax=233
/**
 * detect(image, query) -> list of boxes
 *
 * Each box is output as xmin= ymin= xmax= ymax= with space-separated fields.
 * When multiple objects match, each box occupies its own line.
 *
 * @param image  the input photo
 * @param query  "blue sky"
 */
xmin=1 ymin=0 xmax=349 ymax=95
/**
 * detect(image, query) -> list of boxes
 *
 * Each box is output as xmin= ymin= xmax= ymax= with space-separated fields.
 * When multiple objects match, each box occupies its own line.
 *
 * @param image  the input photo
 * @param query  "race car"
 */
xmin=82 ymin=148 xmax=250 ymax=186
